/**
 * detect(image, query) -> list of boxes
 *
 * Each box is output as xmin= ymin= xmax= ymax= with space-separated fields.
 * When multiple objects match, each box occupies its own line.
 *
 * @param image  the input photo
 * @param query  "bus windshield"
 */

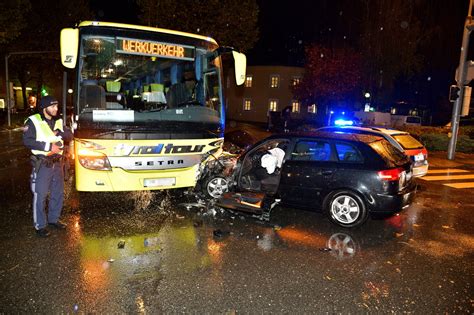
xmin=77 ymin=34 xmax=223 ymax=126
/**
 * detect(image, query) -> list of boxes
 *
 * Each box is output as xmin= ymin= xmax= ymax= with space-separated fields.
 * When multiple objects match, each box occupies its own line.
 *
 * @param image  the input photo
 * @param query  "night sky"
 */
xmin=88 ymin=0 xmax=469 ymax=66
xmin=88 ymin=0 xmax=473 ymax=110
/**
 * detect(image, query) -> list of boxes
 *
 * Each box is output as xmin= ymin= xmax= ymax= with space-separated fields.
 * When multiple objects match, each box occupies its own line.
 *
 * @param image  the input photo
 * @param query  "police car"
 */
xmin=317 ymin=126 xmax=429 ymax=177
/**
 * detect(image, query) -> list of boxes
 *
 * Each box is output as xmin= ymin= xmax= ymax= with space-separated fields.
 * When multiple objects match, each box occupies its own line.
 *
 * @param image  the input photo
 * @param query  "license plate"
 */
xmin=143 ymin=177 xmax=176 ymax=187
xmin=414 ymin=153 xmax=424 ymax=161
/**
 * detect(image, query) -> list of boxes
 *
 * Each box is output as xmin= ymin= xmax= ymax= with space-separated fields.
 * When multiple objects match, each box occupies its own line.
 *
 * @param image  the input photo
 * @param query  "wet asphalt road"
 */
xmin=0 ymin=130 xmax=473 ymax=313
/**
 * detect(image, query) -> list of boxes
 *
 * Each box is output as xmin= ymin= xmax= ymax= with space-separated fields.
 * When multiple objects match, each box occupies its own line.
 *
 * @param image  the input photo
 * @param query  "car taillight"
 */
xmin=378 ymin=168 xmax=402 ymax=181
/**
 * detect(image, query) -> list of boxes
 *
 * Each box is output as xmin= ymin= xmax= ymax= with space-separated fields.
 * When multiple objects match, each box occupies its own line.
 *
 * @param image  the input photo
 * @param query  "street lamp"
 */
xmin=327 ymin=110 xmax=334 ymax=126
xmin=364 ymin=92 xmax=371 ymax=112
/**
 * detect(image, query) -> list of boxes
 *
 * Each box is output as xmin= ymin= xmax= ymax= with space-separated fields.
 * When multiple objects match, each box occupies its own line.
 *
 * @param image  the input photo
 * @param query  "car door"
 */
xmin=215 ymin=138 xmax=291 ymax=216
xmin=278 ymin=138 xmax=338 ymax=208
xmin=237 ymin=138 xmax=291 ymax=194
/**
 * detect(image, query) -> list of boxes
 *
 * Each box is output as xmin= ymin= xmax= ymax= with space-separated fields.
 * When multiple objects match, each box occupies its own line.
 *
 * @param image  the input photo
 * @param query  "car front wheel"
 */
xmin=325 ymin=190 xmax=368 ymax=228
xmin=204 ymin=176 xmax=229 ymax=199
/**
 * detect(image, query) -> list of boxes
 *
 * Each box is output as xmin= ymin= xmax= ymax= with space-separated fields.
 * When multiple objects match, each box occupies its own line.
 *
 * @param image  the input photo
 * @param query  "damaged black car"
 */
xmin=199 ymin=132 xmax=417 ymax=228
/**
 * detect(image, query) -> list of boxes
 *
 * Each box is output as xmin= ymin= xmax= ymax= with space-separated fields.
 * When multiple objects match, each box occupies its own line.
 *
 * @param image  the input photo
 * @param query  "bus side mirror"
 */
xmin=232 ymin=51 xmax=247 ymax=86
xmin=61 ymin=28 xmax=79 ymax=69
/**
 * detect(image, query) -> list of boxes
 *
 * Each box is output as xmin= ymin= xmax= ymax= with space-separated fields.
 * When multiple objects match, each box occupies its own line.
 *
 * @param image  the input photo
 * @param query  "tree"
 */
xmin=0 ymin=0 xmax=31 ymax=44
xmin=137 ymin=0 xmax=259 ymax=52
xmin=348 ymin=0 xmax=426 ymax=104
xmin=293 ymin=44 xmax=364 ymax=108
xmin=4 ymin=0 xmax=92 ymax=108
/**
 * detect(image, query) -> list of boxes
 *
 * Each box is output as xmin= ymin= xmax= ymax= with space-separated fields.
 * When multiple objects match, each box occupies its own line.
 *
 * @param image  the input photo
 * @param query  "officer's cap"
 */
xmin=39 ymin=96 xmax=59 ymax=109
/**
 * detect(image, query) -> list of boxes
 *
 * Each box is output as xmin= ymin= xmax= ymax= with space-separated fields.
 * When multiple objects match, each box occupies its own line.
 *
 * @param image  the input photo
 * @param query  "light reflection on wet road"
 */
xmin=0 ymin=130 xmax=473 ymax=313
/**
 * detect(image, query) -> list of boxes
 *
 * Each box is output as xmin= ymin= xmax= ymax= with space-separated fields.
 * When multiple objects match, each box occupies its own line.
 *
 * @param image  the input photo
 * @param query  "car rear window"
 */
xmin=292 ymin=140 xmax=332 ymax=161
xmin=392 ymin=134 xmax=424 ymax=149
xmin=335 ymin=143 xmax=364 ymax=163
xmin=369 ymin=139 xmax=407 ymax=167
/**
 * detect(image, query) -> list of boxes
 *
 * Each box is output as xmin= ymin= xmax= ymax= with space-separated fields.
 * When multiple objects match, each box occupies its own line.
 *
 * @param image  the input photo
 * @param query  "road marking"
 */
xmin=427 ymin=168 xmax=469 ymax=174
xmin=421 ymin=174 xmax=474 ymax=181
xmin=443 ymin=182 xmax=474 ymax=189
xmin=420 ymin=168 xmax=474 ymax=189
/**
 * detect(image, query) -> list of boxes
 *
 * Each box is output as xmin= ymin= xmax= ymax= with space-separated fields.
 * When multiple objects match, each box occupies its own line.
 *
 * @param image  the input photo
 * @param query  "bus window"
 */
xmin=77 ymin=34 xmax=223 ymax=123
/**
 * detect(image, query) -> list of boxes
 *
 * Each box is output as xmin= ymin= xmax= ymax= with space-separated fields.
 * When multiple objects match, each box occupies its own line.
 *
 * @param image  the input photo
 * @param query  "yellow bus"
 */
xmin=60 ymin=21 xmax=246 ymax=191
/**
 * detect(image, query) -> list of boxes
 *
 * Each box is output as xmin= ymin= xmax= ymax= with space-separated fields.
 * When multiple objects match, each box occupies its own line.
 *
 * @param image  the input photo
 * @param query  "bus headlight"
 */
xmin=77 ymin=149 xmax=112 ymax=171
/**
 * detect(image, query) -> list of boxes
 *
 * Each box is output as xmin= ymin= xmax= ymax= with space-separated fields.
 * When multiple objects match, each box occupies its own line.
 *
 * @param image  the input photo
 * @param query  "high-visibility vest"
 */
xmin=28 ymin=113 xmax=64 ymax=156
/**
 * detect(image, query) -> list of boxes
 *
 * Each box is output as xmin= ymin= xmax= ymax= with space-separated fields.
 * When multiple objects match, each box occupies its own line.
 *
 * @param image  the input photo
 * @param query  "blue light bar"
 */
xmin=334 ymin=119 xmax=354 ymax=126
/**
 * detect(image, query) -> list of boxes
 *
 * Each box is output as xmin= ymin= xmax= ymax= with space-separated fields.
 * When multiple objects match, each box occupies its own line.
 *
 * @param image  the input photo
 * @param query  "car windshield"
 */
xmin=392 ymin=134 xmax=424 ymax=150
xmin=369 ymin=139 xmax=408 ymax=167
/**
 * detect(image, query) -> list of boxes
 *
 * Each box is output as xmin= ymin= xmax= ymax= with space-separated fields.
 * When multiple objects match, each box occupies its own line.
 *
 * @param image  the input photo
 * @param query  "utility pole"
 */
xmin=4 ymin=51 xmax=57 ymax=127
xmin=5 ymin=54 xmax=10 ymax=126
xmin=448 ymin=0 xmax=474 ymax=160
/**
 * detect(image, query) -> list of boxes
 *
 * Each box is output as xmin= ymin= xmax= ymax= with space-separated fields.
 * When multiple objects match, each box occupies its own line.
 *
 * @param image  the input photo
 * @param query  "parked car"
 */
xmin=201 ymin=132 xmax=417 ymax=228
xmin=391 ymin=115 xmax=422 ymax=127
xmin=318 ymin=126 xmax=428 ymax=177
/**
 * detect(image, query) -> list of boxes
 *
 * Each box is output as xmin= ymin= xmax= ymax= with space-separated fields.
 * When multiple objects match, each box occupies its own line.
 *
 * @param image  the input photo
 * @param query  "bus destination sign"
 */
xmin=116 ymin=37 xmax=194 ymax=60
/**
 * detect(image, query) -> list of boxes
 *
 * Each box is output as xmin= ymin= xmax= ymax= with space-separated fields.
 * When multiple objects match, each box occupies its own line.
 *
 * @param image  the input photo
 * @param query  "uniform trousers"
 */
xmin=30 ymin=159 xmax=64 ymax=230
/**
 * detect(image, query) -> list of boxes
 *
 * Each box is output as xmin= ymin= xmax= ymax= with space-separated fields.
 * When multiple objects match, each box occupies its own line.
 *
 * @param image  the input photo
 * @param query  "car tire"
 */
xmin=203 ymin=176 xmax=229 ymax=199
xmin=324 ymin=190 xmax=368 ymax=228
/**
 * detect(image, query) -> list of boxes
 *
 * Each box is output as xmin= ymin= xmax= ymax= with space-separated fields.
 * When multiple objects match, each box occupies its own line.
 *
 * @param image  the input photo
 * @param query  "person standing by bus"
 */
xmin=22 ymin=96 xmax=73 ymax=237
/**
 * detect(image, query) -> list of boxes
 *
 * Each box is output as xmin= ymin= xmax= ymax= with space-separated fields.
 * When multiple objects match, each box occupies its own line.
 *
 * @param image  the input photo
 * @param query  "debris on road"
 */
xmin=203 ymin=208 xmax=218 ymax=217
xmin=442 ymin=225 xmax=454 ymax=229
xmin=193 ymin=220 xmax=203 ymax=227
xmin=117 ymin=240 xmax=125 ymax=249
xmin=180 ymin=201 xmax=207 ymax=211
xmin=213 ymin=229 xmax=230 ymax=238
xmin=144 ymin=237 xmax=160 ymax=247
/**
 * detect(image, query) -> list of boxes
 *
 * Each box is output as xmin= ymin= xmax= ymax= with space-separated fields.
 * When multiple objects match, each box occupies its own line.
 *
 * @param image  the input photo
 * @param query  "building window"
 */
xmin=243 ymin=99 xmax=252 ymax=111
xmin=291 ymin=100 xmax=300 ymax=113
xmin=245 ymin=75 xmax=253 ymax=87
xmin=269 ymin=99 xmax=278 ymax=112
xmin=308 ymin=104 xmax=317 ymax=114
xmin=270 ymin=75 xmax=280 ymax=88
xmin=292 ymin=77 xmax=302 ymax=86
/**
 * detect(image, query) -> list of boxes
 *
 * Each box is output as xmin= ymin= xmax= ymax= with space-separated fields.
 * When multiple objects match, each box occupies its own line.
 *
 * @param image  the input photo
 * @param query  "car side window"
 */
xmin=291 ymin=140 xmax=332 ymax=161
xmin=335 ymin=143 xmax=364 ymax=163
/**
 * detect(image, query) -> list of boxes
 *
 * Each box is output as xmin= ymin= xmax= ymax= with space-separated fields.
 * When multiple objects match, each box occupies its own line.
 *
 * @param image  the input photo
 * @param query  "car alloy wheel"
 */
xmin=326 ymin=190 xmax=368 ymax=228
xmin=206 ymin=177 xmax=229 ymax=198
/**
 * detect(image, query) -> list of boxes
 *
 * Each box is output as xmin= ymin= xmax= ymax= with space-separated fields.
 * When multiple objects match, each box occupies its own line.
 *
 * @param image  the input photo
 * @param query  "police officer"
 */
xmin=23 ymin=96 xmax=73 ymax=237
